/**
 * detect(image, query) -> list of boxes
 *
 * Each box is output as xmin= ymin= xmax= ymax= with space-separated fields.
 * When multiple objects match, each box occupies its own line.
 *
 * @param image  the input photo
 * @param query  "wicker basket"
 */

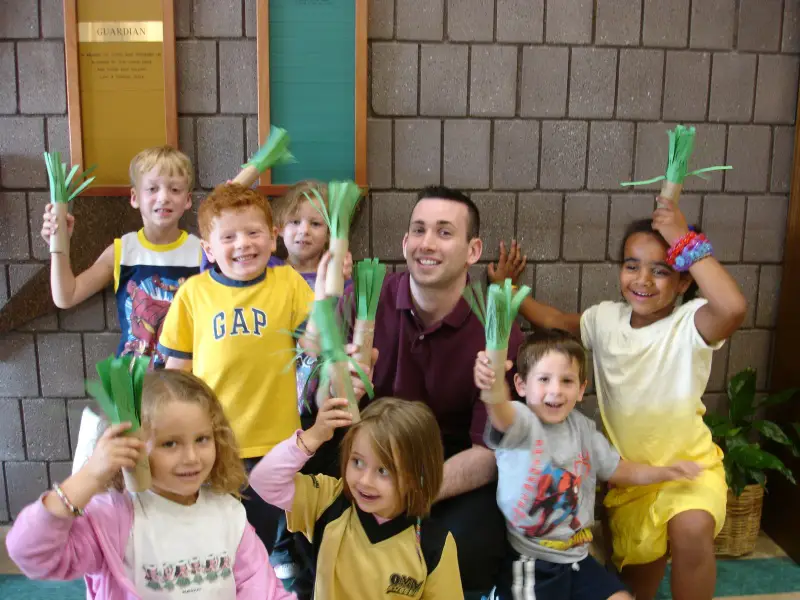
xmin=714 ymin=484 xmax=764 ymax=557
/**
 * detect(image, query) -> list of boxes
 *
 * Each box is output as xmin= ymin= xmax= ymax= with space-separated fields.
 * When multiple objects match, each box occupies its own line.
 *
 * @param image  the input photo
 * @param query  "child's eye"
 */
xmin=197 ymin=435 xmax=211 ymax=444
xmin=351 ymin=457 xmax=364 ymax=468
xmin=291 ymin=219 xmax=301 ymax=225
xmin=654 ymin=269 xmax=669 ymax=277
xmin=161 ymin=440 xmax=177 ymax=449
xmin=624 ymin=264 xmax=637 ymax=271
xmin=538 ymin=377 xmax=549 ymax=383
xmin=311 ymin=220 xmax=324 ymax=228
xmin=378 ymin=467 xmax=390 ymax=477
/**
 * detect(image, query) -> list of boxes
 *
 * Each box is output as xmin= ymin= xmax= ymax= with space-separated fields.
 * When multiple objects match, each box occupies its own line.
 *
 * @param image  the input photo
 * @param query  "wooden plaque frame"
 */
xmin=63 ymin=0 xmax=178 ymax=196
xmin=255 ymin=0 xmax=368 ymax=196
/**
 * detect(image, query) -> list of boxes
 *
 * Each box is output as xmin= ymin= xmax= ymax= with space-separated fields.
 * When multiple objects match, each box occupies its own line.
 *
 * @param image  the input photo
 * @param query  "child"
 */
xmin=6 ymin=369 xmax=290 ymax=599
xmin=474 ymin=329 xmax=704 ymax=600
xmin=510 ymin=197 xmax=747 ymax=600
xmin=40 ymin=147 xmax=202 ymax=475
xmin=250 ymin=396 xmax=464 ymax=599
xmin=156 ymin=183 xmax=347 ymax=557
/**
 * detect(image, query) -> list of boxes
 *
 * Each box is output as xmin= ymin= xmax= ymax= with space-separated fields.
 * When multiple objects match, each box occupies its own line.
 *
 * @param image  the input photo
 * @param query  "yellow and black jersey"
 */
xmin=287 ymin=473 xmax=464 ymax=599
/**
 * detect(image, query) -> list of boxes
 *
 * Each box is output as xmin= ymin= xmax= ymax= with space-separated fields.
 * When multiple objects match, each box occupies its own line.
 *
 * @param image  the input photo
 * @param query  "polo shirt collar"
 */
xmin=394 ymin=271 xmax=472 ymax=329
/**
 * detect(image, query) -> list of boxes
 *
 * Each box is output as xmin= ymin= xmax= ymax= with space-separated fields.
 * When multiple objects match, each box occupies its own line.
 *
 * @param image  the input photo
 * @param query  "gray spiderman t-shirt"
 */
xmin=486 ymin=402 xmax=620 ymax=563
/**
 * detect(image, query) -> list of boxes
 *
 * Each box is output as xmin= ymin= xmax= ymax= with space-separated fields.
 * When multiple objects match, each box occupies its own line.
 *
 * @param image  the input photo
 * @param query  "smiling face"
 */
xmin=280 ymin=200 xmax=328 ymax=270
xmin=201 ymin=206 xmax=277 ymax=281
xmin=619 ymin=232 xmax=692 ymax=328
xmin=344 ymin=429 xmax=401 ymax=520
xmin=147 ymin=399 xmax=216 ymax=505
xmin=515 ymin=350 xmax=586 ymax=425
xmin=131 ymin=167 xmax=192 ymax=232
xmin=402 ymin=198 xmax=482 ymax=290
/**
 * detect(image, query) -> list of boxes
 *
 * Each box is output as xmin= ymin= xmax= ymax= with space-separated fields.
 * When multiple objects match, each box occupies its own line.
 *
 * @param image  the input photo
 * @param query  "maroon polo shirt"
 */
xmin=360 ymin=271 xmax=523 ymax=460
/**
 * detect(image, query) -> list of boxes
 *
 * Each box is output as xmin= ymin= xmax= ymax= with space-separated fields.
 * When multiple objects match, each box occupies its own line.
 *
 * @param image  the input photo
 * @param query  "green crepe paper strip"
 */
xmin=355 ymin=258 xmax=387 ymax=321
xmin=305 ymin=180 xmax=362 ymax=240
xmin=242 ymin=125 xmax=296 ymax=172
xmin=463 ymin=279 xmax=531 ymax=351
xmin=86 ymin=355 xmax=149 ymax=432
xmin=311 ymin=297 xmax=374 ymax=401
xmin=44 ymin=151 xmax=96 ymax=204
xmin=621 ymin=125 xmax=731 ymax=187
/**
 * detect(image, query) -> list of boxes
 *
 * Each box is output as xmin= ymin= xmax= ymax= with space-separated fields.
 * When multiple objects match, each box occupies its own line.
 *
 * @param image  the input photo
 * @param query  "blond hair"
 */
xmin=275 ymin=180 xmax=328 ymax=228
xmin=197 ymin=183 xmax=274 ymax=240
xmin=111 ymin=370 xmax=246 ymax=496
xmin=340 ymin=398 xmax=444 ymax=519
xmin=129 ymin=146 xmax=194 ymax=191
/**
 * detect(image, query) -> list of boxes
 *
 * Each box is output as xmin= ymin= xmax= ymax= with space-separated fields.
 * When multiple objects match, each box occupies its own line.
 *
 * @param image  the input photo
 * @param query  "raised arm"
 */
xmin=652 ymin=197 xmax=746 ymax=344
xmin=518 ymin=297 xmax=582 ymax=338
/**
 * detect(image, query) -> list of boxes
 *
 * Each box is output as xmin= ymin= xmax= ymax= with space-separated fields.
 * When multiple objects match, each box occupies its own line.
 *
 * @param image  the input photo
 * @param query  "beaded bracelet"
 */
xmin=668 ymin=232 xmax=713 ymax=272
xmin=52 ymin=482 xmax=83 ymax=517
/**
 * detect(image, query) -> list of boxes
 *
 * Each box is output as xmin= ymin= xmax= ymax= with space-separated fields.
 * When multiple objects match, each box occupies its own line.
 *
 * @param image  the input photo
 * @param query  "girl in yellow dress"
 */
xmin=512 ymin=197 xmax=747 ymax=600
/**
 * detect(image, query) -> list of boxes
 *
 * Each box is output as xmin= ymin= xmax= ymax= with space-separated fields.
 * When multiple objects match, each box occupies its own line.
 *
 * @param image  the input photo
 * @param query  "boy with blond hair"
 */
xmin=158 ymin=183 xmax=347 ymax=563
xmin=41 ymin=146 xmax=202 ymax=472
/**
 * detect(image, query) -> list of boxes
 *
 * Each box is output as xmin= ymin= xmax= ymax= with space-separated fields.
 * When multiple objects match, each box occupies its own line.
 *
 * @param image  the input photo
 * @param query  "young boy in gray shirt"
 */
xmin=474 ymin=329 xmax=702 ymax=600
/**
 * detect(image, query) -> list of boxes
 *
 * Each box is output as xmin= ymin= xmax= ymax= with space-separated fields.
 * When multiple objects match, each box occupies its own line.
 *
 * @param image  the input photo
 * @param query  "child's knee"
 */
xmin=668 ymin=510 xmax=715 ymax=556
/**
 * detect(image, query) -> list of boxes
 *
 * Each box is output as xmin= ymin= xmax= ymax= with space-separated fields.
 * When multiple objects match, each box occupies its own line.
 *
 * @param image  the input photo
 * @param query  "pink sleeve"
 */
xmin=233 ymin=522 xmax=296 ymax=600
xmin=249 ymin=431 xmax=311 ymax=511
xmin=5 ymin=492 xmax=131 ymax=582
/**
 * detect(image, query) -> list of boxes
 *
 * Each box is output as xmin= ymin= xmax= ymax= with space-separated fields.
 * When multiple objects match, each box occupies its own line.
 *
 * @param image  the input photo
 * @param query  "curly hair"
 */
xmin=340 ymin=398 xmax=444 ymax=519
xmin=122 ymin=370 xmax=247 ymax=496
xmin=197 ymin=183 xmax=274 ymax=240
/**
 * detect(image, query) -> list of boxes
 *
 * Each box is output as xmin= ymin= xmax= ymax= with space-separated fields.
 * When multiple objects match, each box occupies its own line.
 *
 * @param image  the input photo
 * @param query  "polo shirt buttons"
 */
xmin=419 ymin=334 xmax=425 ymax=340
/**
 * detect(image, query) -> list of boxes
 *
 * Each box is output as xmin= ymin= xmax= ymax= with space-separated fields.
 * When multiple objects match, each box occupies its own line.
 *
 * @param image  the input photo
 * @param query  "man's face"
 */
xmin=402 ymin=198 xmax=482 ymax=289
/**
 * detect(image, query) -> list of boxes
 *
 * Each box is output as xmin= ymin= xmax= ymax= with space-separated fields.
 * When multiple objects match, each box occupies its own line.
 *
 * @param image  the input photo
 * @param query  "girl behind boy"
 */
xmin=513 ymin=197 xmax=747 ymax=600
xmin=250 ymin=397 xmax=464 ymax=600
xmin=6 ymin=370 xmax=290 ymax=600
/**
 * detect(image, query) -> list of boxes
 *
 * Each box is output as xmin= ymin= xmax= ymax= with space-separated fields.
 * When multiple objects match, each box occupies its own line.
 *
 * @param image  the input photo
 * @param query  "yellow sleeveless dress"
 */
xmin=581 ymin=299 xmax=727 ymax=568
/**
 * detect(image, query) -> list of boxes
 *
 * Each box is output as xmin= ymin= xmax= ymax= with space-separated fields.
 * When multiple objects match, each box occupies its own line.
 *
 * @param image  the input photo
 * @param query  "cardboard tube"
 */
xmin=122 ymin=428 xmax=151 ymax=493
xmin=659 ymin=180 xmax=682 ymax=206
xmin=353 ymin=319 xmax=375 ymax=366
xmin=231 ymin=165 xmax=260 ymax=188
xmin=481 ymin=347 xmax=508 ymax=405
xmin=325 ymin=238 xmax=349 ymax=297
xmin=331 ymin=360 xmax=360 ymax=423
xmin=49 ymin=202 xmax=70 ymax=254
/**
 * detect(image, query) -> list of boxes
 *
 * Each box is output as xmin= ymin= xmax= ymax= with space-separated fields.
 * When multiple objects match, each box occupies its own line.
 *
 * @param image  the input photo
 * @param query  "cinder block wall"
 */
xmin=0 ymin=0 xmax=797 ymax=522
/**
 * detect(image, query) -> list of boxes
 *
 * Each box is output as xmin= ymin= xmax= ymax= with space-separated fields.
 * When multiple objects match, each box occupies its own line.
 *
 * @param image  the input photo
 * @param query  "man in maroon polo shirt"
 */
xmin=362 ymin=185 xmax=524 ymax=595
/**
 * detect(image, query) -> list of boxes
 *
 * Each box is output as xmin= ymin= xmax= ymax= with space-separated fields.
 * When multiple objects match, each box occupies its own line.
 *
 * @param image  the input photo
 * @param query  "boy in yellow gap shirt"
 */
xmin=157 ymin=183 xmax=343 ymax=553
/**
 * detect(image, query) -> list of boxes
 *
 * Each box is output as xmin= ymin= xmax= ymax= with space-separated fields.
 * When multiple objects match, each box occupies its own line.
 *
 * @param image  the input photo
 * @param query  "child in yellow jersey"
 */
xmin=512 ymin=197 xmax=747 ymax=600
xmin=157 ymin=183 xmax=349 ymax=555
xmin=250 ymin=397 xmax=464 ymax=600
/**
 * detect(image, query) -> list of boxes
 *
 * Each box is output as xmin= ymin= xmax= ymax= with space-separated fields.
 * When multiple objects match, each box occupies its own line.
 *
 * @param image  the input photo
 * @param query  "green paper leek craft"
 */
xmin=621 ymin=124 xmax=731 ymax=205
xmin=232 ymin=125 xmax=296 ymax=188
xmin=86 ymin=355 xmax=151 ymax=492
xmin=311 ymin=297 xmax=374 ymax=422
xmin=464 ymin=279 xmax=531 ymax=405
xmin=353 ymin=258 xmax=387 ymax=365
xmin=43 ymin=151 xmax=96 ymax=254
xmin=306 ymin=181 xmax=363 ymax=296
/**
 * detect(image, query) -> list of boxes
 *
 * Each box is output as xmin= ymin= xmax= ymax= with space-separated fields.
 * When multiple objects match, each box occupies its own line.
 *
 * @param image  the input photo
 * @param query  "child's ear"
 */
xmin=513 ymin=373 xmax=526 ymax=397
xmin=201 ymin=240 xmax=215 ymax=263
xmin=577 ymin=379 xmax=588 ymax=403
xmin=130 ymin=188 xmax=139 ymax=209
xmin=271 ymin=226 xmax=278 ymax=252
xmin=678 ymin=273 xmax=693 ymax=294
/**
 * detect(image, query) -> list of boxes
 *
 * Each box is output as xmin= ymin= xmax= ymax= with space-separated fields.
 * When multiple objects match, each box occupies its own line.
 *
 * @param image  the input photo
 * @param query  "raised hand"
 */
xmin=301 ymin=397 xmax=354 ymax=454
xmin=83 ymin=422 xmax=146 ymax=491
xmin=41 ymin=203 xmax=75 ymax=244
xmin=652 ymin=197 xmax=690 ymax=247
xmin=487 ymin=240 xmax=527 ymax=285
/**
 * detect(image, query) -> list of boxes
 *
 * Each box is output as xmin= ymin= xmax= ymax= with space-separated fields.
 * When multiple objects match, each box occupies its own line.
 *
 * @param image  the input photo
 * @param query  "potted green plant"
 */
xmin=703 ymin=368 xmax=799 ymax=556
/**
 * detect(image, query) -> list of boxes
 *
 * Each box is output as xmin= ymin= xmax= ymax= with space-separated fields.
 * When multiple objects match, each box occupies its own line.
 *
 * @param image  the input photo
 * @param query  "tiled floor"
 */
xmin=0 ymin=526 xmax=796 ymax=599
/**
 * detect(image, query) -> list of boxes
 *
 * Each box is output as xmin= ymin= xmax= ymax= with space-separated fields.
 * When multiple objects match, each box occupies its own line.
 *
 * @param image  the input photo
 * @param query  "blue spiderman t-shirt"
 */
xmin=113 ymin=230 xmax=202 ymax=367
xmin=486 ymin=402 xmax=620 ymax=563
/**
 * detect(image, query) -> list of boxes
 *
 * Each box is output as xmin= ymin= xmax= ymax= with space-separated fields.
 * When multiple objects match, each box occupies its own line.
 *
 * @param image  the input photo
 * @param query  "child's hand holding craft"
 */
xmin=41 ymin=203 xmax=75 ymax=243
xmin=652 ymin=197 xmax=690 ymax=247
xmin=84 ymin=422 xmax=146 ymax=490
xmin=473 ymin=350 xmax=512 ymax=394
xmin=300 ymin=397 xmax=353 ymax=454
